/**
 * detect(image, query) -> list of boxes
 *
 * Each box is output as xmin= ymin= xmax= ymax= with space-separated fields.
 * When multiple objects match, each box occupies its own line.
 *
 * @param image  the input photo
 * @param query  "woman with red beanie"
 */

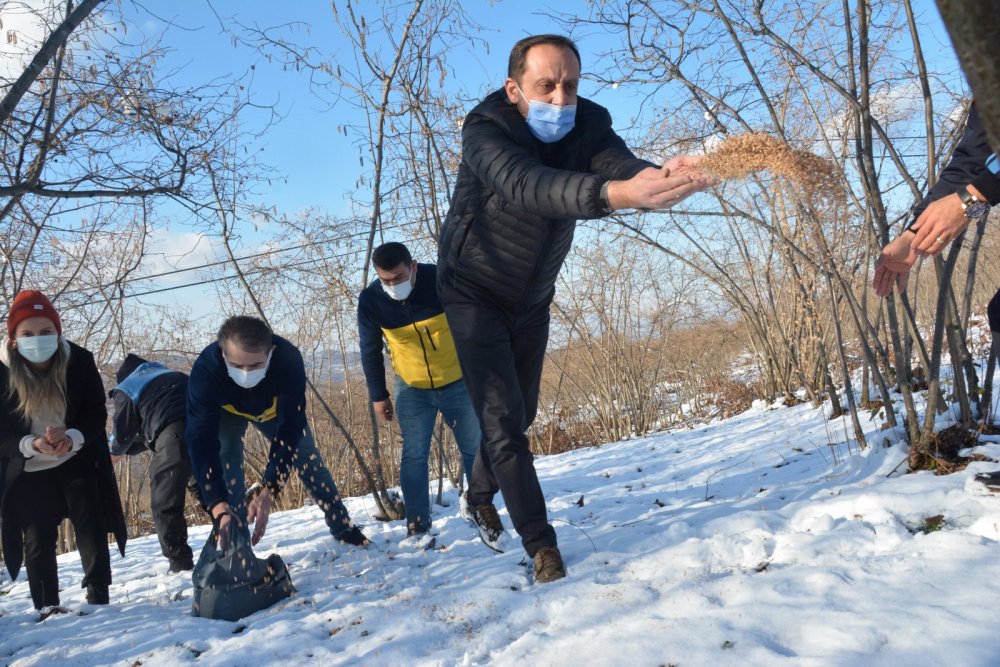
xmin=0 ymin=290 xmax=126 ymax=615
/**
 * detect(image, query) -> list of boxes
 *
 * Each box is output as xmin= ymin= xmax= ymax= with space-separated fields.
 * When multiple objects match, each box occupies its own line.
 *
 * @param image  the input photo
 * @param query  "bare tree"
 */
xmin=551 ymin=0 xmax=987 ymax=462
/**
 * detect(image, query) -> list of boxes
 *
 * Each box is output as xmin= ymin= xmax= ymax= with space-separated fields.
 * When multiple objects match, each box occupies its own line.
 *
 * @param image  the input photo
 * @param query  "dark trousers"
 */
xmin=149 ymin=421 xmax=194 ymax=565
xmin=988 ymin=287 xmax=1000 ymax=332
xmin=10 ymin=455 xmax=111 ymax=609
xmin=441 ymin=280 xmax=557 ymax=557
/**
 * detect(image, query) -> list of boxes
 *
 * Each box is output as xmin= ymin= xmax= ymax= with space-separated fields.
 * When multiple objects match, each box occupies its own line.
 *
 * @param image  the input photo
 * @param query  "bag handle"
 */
xmin=210 ymin=511 xmax=251 ymax=552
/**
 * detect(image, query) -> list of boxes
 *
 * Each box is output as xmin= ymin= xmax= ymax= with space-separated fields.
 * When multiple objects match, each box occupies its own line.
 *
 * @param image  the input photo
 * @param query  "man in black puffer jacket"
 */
xmin=109 ymin=354 xmax=195 ymax=572
xmin=437 ymin=34 xmax=713 ymax=583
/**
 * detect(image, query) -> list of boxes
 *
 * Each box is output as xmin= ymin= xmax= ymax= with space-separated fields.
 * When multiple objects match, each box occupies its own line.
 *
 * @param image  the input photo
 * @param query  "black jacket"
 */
xmin=437 ymin=89 xmax=654 ymax=310
xmin=911 ymin=102 xmax=1000 ymax=224
xmin=109 ymin=353 xmax=188 ymax=456
xmin=0 ymin=341 xmax=128 ymax=579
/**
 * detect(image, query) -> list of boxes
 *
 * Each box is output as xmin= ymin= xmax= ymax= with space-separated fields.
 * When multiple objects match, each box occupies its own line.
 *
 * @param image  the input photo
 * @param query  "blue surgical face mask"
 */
xmin=16 ymin=335 xmax=60 ymax=364
xmin=516 ymin=83 xmax=576 ymax=143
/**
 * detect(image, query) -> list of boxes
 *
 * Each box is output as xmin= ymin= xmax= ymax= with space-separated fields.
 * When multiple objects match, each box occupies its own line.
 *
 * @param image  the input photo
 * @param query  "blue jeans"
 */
xmin=217 ymin=410 xmax=353 ymax=537
xmin=393 ymin=377 xmax=480 ymax=529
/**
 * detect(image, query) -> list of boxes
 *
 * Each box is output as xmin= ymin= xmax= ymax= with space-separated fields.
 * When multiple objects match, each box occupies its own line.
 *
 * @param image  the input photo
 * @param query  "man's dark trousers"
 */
xmin=440 ymin=279 xmax=557 ymax=557
xmin=149 ymin=421 xmax=194 ymax=566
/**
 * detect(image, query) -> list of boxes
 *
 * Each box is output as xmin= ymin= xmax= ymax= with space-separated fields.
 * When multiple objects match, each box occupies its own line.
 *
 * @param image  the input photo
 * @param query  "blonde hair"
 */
xmin=4 ymin=338 xmax=69 ymax=423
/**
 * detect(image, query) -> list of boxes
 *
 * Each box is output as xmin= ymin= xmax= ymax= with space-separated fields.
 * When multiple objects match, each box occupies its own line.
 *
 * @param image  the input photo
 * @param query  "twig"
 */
xmin=550 ymin=518 xmax=597 ymax=552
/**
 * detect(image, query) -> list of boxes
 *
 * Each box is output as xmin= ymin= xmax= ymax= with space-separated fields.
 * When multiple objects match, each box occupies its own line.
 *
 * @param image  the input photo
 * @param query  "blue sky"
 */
xmin=114 ymin=1 xmax=622 ymax=315
xmin=121 ymin=0 xmax=961 ymax=212
xmin=5 ymin=0 xmax=961 ymax=321
xmin=124 ymin=1 xmax=637 ymax=217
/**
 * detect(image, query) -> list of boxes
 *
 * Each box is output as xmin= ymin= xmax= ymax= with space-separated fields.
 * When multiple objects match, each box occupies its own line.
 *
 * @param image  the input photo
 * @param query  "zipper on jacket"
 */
xmin=423 ymin=326 xmax=438 ymax=351
xmin=406 ymin=304 xmax=436 ymax=388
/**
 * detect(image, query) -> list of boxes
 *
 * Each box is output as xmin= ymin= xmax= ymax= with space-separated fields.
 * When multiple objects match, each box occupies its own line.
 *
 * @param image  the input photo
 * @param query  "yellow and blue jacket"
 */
xmin=357 ymin=263 xmax=463 ymax=401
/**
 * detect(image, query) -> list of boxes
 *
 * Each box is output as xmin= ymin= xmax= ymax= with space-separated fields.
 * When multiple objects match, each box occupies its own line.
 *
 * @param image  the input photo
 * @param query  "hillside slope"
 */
xmin=2 ymin=399 xmax=999 ymax=666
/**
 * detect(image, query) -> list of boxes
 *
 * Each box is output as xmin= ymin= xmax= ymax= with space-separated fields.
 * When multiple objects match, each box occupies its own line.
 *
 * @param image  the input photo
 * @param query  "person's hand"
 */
xmin=873 ymin=232 xmax=919 ymax=297
xmin=211 ymin=501 xmax=234 ymax=552
xmin=31 ymin=437 xmax=54 ymax=455
xmin=663 ymin=155 xmax=713 ymax=179
xmin=33 ymin=429 xmax=71 ymax=456
xmin=247 ymin=487 xmax=272 ymax=546
xmin=606 ymin=160 xmax=714 ymax=211
xmin=909 ymin=189 xmax=979 ymax=255
xmin=373 ymin=398 xmax=394 ymax=422
xmin=44 ymin=425 xmax=72 ymax=454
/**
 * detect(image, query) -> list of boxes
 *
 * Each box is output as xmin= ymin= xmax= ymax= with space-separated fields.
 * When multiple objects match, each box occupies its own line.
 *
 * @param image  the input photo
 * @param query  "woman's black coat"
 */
xmin=0 ymin=341 xmax=127 ymax=579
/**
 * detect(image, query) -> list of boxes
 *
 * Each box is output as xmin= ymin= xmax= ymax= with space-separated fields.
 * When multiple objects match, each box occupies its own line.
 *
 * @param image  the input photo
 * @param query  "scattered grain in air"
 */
xmin=700 ymin=133 xmax=845 ymax=218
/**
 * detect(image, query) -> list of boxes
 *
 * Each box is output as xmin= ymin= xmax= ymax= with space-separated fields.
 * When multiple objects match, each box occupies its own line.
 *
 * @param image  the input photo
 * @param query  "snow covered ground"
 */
xmin=3 ymin=397 xmax=1000 ymax=666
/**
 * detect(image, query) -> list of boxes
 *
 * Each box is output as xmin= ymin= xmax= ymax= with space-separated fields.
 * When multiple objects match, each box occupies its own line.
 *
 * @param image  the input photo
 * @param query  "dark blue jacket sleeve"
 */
xmin=357 ymin=289 xmax=390 ymax=403
xmin=185 ymin=356 xmax=227 ymax=508
xmin=266 ymin=345 xmax=308 ymax=492
xmin=911 ymin=103 xmax=1000 ymax=225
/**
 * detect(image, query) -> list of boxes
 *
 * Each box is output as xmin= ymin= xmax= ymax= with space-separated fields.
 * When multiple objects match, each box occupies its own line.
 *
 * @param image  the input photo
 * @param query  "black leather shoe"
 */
xmin=406 ymin=519 xmax=430 ymax=538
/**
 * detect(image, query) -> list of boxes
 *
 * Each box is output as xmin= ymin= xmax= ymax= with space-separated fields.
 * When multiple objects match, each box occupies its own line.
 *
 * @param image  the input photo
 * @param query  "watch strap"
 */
xmin=960 ymin=186 xmax=990 ymax=219
xmin=958 ymin=186 xmax=978 ymax=208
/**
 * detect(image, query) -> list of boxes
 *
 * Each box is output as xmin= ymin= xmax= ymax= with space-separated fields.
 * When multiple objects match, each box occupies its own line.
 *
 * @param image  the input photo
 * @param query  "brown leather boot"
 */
xmin=533 ymin=546 xmax=566 ymax=583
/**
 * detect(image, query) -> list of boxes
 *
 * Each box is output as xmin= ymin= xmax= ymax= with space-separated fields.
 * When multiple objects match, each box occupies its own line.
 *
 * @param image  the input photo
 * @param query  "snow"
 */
xmin=3 ymin=399 xmax=1000 ymax=666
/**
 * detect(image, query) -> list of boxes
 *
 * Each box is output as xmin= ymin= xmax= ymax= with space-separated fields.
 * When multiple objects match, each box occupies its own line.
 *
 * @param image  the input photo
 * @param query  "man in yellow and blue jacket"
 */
xmin=358 ymin=242 xmax=480 ymax=538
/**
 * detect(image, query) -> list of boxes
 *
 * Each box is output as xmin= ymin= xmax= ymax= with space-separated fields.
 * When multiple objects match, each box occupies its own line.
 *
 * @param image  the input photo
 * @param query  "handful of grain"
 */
xmin=699 ymin=133 xmax=844 ymax=212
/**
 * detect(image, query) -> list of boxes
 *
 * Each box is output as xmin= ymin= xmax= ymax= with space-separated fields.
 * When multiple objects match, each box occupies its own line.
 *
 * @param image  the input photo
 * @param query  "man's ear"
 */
xmin=504 ymin=77 xmax=520 ymax=105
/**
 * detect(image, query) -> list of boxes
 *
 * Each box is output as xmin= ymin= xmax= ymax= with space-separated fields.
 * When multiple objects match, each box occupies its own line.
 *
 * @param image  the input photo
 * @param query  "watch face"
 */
xmin=965 ymin=200 xmax=990 ymax=219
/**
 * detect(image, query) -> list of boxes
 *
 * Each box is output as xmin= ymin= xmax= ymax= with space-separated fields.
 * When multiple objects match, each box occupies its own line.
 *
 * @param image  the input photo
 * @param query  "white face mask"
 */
xmin=224 ymin=349 xmax=272 ymax=389
xmin=381 ymin=266 xmax=415 ymax=301
xmin=16 ymin=335 xmax=60 ymax=364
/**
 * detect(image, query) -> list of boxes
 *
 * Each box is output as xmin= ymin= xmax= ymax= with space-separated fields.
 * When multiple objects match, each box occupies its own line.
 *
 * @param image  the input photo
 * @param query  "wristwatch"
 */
xmin=959 ymin=186 xmax=990 ymax=219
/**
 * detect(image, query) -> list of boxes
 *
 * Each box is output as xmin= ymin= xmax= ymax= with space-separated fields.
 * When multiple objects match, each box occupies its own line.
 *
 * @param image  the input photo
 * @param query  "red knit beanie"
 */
xmin=6 ymin=290 xmax=62 ymax=339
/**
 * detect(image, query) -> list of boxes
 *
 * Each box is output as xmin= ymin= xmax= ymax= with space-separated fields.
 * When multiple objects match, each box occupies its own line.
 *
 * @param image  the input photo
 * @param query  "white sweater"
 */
xmin=0 ymin=341 xmax=84 ymax=472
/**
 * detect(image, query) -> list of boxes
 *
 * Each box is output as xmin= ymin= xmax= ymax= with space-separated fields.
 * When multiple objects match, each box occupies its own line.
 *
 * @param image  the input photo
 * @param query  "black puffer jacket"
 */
xmin=438 ymin=89 xmax=654 ymax=309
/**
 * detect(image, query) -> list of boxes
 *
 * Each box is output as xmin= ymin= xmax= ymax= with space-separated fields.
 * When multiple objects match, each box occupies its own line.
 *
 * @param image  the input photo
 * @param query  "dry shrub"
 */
xmin=701 ymin=377 xmax=761 ymax=419
xmin=908 ymin=424 xmax=993 ymax=474
xmin=530 ymin=417 xmax=603 ymax=456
